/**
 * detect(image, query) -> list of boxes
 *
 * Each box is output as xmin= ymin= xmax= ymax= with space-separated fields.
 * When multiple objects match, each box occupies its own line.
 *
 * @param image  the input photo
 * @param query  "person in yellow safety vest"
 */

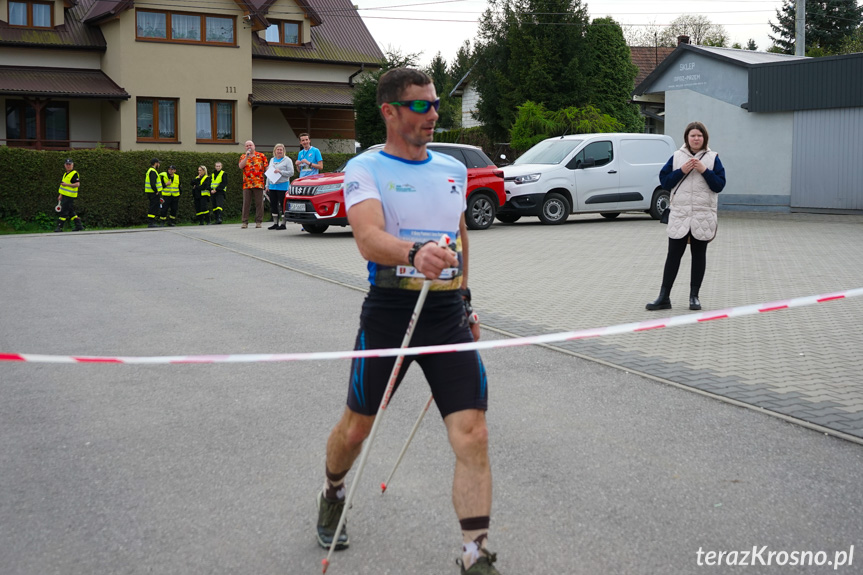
xmin=192 ymin=165 xmax=211 ymax=225
xmin=210 ymin=161 xmax=227 ymax=224
xmin=159 ymin=165 xmax=181 ymax=227
xmin=55 ymin=158 xmax=84 ymax=232
xmin=145 ymin=158 xmax=163 ymax=228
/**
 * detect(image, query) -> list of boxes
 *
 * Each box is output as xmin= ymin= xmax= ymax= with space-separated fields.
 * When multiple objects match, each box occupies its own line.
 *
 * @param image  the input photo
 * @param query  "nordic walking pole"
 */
xmin=380 ymin=300 xmax=478 ymax=494
xmin=322 ymin=234 xmax=451 ymax=574
xmin=380 ymin=393 xmax=434 ymax=494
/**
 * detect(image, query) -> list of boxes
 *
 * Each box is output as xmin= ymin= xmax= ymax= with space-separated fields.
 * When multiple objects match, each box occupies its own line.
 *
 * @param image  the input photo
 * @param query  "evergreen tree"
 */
xmin=425 ymin=52 xmax=460 ymax=129
xmin=745 ymin=38 xmax=758 ymax=50
xmin=449 ymin=40 xmax=474 ymax=89
xmin=769 ymin=0 xmax=863 ymax=54
xmin=841 ymin=25 xmax=863 ymax=53
xmin=583 ymin=17 xmax=643 ymax=132
xmin=472 ymin=0 xmax=590 ymax=142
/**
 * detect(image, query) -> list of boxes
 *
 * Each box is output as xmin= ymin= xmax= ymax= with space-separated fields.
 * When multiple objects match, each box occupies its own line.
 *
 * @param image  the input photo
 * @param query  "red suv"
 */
xmin=282 ymin=143 xmax=505 ymax=233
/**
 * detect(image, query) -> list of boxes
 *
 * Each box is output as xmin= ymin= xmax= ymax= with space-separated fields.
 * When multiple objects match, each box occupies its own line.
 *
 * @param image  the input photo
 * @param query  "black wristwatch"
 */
xmin=460 ymin=287 xmax=472 ymax=302
xmin=407 ymin=242 xmax=425 ymax=267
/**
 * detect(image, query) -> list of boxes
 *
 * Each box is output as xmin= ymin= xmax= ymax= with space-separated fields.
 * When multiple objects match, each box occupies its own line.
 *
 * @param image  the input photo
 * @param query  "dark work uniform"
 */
xmin=56 ymin=170 xmax=83 ymax=232
xmin=192 ymin=175 xmax=211 ymax=225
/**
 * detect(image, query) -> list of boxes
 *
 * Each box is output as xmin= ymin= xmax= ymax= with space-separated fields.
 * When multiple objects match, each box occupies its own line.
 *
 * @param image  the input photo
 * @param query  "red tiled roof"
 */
xmin=0 ymin=0 xmax=106 ymax=49
xmin=0 ymin=66 xmax=129 ymax=99
xmin=630 ymin=46 xmax=676 ymax=87
xmin=250 ymin=80 xmax=353 ymax=107
xmin=253 ymin=0 xmax=383 ymax=66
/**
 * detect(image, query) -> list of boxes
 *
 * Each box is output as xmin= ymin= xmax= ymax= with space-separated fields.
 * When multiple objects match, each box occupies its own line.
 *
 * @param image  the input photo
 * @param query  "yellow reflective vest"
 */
xmin=58 ymin=170 xmax=79 ymax=198
xmin=145 ymin=167 xmax=162 ymax=193
xmin=162 ymin=173 xmax=180 ymax=196
xmin=210 ymin=170 xmax=225 ymax=196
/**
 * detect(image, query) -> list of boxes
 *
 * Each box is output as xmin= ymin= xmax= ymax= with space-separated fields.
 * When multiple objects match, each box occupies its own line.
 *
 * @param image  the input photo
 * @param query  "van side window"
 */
xmin=571 ymin=141 xmax=614 ymax=169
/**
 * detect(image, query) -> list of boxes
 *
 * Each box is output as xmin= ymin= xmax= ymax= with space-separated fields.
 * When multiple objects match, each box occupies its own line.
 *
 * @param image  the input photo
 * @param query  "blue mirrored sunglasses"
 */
xmin=382 ymin=99 xmax=441 ymax=114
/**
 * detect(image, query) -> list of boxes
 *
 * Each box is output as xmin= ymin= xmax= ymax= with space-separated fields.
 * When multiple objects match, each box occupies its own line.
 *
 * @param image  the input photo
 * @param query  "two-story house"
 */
xmin=0 ymin=0 xmax=383 ymax=152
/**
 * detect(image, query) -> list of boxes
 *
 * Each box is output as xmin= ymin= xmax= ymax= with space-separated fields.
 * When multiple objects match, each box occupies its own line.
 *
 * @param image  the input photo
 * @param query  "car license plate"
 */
xmin=288 ymin=202 xmax=306 ymax=212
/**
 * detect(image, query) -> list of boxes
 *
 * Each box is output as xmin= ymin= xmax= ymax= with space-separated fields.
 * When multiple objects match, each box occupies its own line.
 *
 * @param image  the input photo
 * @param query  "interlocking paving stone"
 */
xmin=174 ymin=211 xmax=863 ymax=440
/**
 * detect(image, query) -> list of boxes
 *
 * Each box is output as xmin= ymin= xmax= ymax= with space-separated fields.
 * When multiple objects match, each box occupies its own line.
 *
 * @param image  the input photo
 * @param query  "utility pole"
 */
xmin=795 ymin=0 xmax=806 ymax=56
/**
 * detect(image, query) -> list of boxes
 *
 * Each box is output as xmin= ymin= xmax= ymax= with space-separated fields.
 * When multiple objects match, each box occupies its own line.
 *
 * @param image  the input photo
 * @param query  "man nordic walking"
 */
xmin=315 ymin=67 xmax=500 ymax=574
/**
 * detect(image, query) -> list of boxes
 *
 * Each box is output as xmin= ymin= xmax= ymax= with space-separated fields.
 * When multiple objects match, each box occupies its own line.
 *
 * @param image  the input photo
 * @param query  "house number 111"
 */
xmin=226 ymin=86 xmax=236 ymax=93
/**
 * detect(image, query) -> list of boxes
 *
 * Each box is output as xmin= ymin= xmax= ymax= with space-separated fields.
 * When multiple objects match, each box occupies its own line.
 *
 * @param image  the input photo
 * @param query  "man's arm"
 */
xmin=311 ymin=149 xmax=323 ymax=171
xmin=347 ymin=199 xmax=457 ymax=280
xmin=149 ymin=170 xmax=160 ymax=192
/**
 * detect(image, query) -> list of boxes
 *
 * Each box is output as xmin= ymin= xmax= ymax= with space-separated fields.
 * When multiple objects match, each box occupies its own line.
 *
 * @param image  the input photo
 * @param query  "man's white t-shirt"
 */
xmin=344 ymin=149 xmax=468 ymax=291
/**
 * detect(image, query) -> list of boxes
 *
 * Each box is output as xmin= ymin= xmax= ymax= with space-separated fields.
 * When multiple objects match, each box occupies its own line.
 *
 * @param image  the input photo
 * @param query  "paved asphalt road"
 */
xmin=0 ymin=228 xmax=861 ymax=575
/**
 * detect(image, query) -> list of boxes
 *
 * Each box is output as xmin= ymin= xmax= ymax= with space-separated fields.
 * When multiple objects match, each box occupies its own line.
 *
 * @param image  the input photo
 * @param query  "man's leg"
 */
xmin=241 ymin=188 xmax=251 ymax=227
xmin=253 ymin=188 xmax=264 ymax=226
xmin=445 ymin=408 xmax=497 ymax=573
xmin=317 ymin=407 xmax=375 ymax=550
xmin=147 ymin=194 xmax=160 ymax=227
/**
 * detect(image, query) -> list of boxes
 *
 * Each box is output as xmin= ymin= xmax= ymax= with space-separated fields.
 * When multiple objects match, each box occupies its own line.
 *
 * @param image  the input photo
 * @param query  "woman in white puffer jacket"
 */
xmin=646 ymin=122 xmax=726 ymax=312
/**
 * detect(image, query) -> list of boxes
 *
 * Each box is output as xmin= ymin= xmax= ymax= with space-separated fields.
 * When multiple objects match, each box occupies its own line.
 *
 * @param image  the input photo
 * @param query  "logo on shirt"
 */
xmin=448 ymin=178 xmax=462 ymax=194
xmin=387 ymin=182 xmax=417 ymax=193
xmin=345 ymin=181 xmax=360 ymax=195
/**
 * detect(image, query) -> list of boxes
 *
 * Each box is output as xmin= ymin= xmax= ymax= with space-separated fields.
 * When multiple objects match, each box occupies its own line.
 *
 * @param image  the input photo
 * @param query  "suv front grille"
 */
xmin=290 ymin=185 xmax=318 ymax=196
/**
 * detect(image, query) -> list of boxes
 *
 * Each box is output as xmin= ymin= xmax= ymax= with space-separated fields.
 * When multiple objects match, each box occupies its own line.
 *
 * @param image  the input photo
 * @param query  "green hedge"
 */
xmin=0 ymin=147 xmax=355 ymax=229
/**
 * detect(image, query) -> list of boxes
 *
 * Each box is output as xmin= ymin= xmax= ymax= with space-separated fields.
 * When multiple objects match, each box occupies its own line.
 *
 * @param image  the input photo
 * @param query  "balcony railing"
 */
xmin=0 ymin=139 xmax=120 ymax=150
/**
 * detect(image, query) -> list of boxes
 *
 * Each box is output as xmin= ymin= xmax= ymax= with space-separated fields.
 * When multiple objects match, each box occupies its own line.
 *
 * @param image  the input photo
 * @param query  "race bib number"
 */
xmin=396 ymin=228 xmax=458 ymax=279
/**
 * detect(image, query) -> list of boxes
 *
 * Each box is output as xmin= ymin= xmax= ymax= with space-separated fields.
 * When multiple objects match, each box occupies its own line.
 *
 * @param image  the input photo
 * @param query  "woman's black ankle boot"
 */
xmin=646 ymin=287 xmax=672 ymax=311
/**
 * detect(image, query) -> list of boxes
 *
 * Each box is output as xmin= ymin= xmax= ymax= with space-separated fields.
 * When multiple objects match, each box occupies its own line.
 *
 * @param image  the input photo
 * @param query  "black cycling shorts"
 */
xmin=346 ymin=287 xmax=488 ymax=418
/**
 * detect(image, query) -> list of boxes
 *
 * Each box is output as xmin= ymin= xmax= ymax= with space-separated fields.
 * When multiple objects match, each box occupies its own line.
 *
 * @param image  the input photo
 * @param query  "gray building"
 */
xmin=634 ymin=44 xmax=863 ymax=213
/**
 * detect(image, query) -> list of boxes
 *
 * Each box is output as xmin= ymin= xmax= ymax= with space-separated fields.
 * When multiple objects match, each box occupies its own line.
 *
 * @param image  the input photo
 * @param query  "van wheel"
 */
xmin=600 ymin=212 xmax=620 ymax=220
xmin=539 ymin=193 xmax=570 ymax=225
xmin=303 ymin=223 xmax=329 ymax=234
xmin=649 ymin=189 xmax=670 ymax=220
xmin=496 ymin=214 xmax=521 ymax=224
xmin=466 ymin=193 xmax=496 ymax=230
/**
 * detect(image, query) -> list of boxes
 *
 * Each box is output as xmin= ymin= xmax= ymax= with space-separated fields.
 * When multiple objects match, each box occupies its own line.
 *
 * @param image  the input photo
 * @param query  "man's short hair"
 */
xmin=377 ymin=68 xmax=433 ymax=107
xmin=299 ymin=133 xmax=309 ymax=139
xmin=150 ymin=158 xmax=160 ymax=165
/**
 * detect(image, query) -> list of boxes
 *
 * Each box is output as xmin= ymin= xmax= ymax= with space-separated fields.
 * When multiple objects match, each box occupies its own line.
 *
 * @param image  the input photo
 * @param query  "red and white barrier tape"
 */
xmin=2 ymin=288 xmax=861 ymax=365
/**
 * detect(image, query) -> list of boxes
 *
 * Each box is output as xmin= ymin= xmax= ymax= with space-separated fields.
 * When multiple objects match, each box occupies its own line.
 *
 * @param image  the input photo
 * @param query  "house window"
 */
xmin=5 ymin=100 xmax=68 ymax=146
xmin=137 ymin=98 xmax=177 ymax=142
xmin=206 ymin=16 xmax=234 ymax=43
xmin=196 ymin=100 xmax=235 ymax=143
xmin=136 ymin=10 xmax=236 ymax=46
xmin=9 ymin=1 xmax=53 ymax=28
xmin=265 ymin=21 xmax=301 ymax=45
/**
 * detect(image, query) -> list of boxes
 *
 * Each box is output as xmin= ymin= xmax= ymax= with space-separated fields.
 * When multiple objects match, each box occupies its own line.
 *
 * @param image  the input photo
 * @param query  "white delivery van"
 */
xmin=499 ymin=133 xmax=676 ymax=224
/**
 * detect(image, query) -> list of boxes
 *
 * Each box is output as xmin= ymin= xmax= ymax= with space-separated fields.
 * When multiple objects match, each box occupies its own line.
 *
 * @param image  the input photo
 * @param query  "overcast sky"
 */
xmin=350 ymin=0 xmax=811 ymax=67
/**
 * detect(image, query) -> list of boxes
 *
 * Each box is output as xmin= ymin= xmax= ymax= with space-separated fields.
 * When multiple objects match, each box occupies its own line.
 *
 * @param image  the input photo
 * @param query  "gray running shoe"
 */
xmin=316 ymin=491 xmax=349 ymax=550
xmin=457 ymin=549 xmax=501 ymax=574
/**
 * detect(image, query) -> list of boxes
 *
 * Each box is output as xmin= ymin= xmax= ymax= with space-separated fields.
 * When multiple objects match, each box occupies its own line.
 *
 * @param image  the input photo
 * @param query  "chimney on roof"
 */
xmin=677 ymin=35 xmax=690 ymax=46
